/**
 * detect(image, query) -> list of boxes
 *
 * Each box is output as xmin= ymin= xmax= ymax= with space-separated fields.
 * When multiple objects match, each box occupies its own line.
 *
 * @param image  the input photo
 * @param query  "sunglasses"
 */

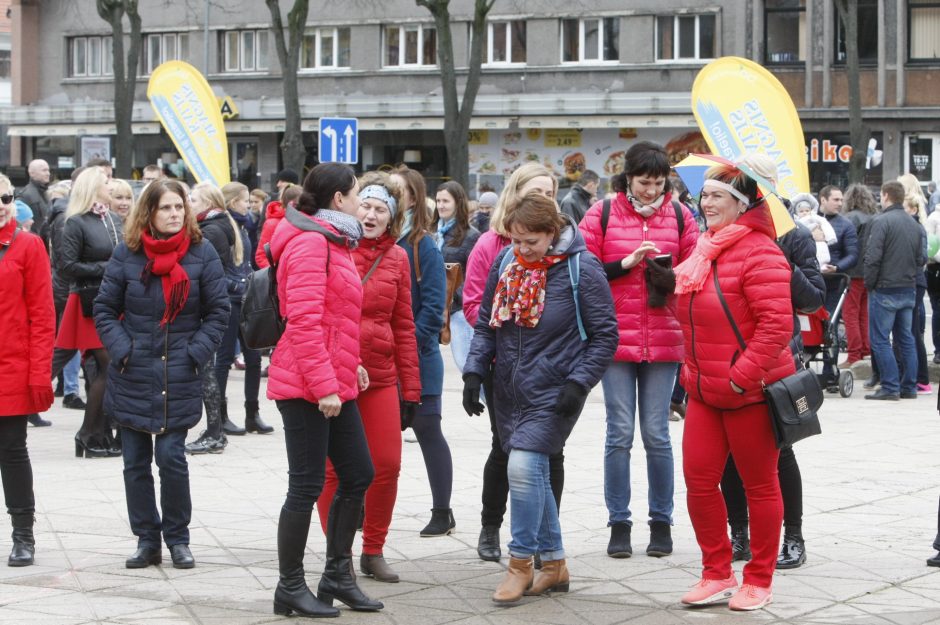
xmin=0 ymin=194 xmax=13 ymax=205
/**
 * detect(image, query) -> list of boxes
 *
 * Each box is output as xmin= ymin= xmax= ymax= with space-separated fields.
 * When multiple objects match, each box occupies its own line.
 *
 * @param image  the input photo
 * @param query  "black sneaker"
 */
xmin=607 ymin=522 xmax=632 ymax=558
xmin=184 ymin=431 xmax=227 ymax=454
xmin=63 ymin=394 xmax=86 ymax=410
xmin=864 ymin=390 xmax=900 ymax=401
xmin=646 ymin=521 xmax=672 ymax=557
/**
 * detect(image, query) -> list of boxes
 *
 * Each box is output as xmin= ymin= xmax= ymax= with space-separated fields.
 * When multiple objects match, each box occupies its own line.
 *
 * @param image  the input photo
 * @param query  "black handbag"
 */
xmin=77 ymin=282 xmax=100 ymax=317
xmin=712 ymin=265 xmax=823 ymax=449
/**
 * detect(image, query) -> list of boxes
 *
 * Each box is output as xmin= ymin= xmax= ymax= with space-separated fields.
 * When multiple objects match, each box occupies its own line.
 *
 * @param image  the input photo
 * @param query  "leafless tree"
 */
xmin=266 ymin=0 xmax=310 ymax=177
xmin=833 ymin=0 xmax=866 ymax=183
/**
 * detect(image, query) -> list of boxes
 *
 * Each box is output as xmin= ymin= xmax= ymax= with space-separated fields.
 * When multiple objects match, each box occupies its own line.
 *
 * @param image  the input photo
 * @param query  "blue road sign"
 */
xmin=318 ymin=117 xmax=358 ymax=164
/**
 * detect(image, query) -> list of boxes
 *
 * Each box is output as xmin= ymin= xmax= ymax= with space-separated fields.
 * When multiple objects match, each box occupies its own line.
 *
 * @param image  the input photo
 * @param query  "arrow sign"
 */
xmin=319 ymin=117 xmax=358 ymax=164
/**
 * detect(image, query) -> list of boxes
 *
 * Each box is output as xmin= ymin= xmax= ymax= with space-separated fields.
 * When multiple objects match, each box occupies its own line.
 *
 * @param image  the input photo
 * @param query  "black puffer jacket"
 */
xmin=439 ymin=224 xmax=480 ymax=312
xmin=45 ymin=197 xmax=70 ymax=304
xmin=198 ymin=212 xmax=247 ymax=302
xmin=559 ymin=184 xmax=593 ymax=224
xmin=865 ymin=204 xmax=927 ymax=291
xmin=777 ymin=221 xmax=826 ymax=355
xmin=824 ymin=212 xmax=859 ymax=273
xmin=845 ymin=210 xmax=875 ymax=279
xmin=60 ymin=210 xmax=124 ymax=293
xmin=94 ymin=240 xmax=230 ymax=434
xmin=464 ymin=223 xmax=618 ymax=455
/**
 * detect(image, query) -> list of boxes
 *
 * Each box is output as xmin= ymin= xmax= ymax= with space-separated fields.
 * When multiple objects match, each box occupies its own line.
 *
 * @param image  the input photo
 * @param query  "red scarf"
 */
xmin=0 ymin=218 xmax=16 ymax=247
xmin=490 ymin=251 xmax=566 ymax=329
xmin=140 ymin=229 xmax=192 ymax=326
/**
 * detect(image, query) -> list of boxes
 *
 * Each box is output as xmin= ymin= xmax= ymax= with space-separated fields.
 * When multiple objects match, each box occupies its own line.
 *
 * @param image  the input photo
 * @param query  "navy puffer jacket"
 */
xmin=94 ymin=240 xmax=230 ymax=434
xmin=464 ymin=223 xmax=618 ymax=455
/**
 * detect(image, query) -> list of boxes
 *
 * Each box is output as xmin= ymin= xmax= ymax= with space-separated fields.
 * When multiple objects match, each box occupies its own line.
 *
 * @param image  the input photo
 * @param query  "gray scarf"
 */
xmin=314 ymin=209 xmax=363 ymax=247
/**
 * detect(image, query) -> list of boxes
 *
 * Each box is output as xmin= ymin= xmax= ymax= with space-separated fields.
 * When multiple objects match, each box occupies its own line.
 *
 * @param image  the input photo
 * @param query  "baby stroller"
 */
xmin=799 ymin=273 xmax=853 ymax=397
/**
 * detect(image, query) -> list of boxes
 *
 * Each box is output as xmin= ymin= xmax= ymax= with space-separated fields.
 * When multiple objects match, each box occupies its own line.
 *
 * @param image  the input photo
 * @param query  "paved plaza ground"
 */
xmin=1 ymin=349 xmax=939 ymax=625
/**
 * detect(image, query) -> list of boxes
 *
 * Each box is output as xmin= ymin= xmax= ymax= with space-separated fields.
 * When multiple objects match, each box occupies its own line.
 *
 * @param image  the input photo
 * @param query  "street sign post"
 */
xmin=318 ymin=117 xmax=358 ymax=164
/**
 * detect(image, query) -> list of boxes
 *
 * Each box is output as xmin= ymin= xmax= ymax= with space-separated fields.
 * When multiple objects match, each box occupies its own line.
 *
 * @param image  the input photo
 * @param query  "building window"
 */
xmin=68 ymin=36 xmax=114 ymax=77
xmin=221 ymin=30 xmax=268 ymax=73
xmin=384 ymin=24 xmax=437 ymax=67
xmin=143 ymin=32 xmax=189 ymax=75
xmin=656 ymin=14 xmax=716 ymax=61
xmin=0 ymin=49 xmax=10 ymax=79
xmin=835 ymin=0 xmax=877 ymax=64
xmin=301 ymin=27 xmax=351 ymax=69
xmin=765 ymin=0 xmax=805 ymax=63
xmin=485 ymin=20 xmax=526 ymax=64
xmin=561 ymin=17 xmax=619 ymax=63
xmin=910 ymin=0 xmax=940 ymax=61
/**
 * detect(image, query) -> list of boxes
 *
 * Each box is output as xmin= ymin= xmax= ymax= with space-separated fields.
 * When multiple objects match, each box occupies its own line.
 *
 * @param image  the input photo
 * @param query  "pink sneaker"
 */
xmin=917 ymin=383 xmax=933 ymax=395
xmin=729 ymin=584 xmax=773 ymax=610
xmin=680 ymin=574 xmax=738 ymax=606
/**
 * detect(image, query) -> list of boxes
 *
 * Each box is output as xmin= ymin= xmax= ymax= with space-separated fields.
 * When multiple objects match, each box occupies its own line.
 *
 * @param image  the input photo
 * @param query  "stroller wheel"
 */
xmin=838 ymin=370 xmax=854 ymax=397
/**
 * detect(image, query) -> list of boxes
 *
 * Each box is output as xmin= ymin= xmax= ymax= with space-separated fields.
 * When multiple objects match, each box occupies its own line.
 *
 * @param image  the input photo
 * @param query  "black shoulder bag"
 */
xmin=712 ymin=263 xmax=823 ymax=449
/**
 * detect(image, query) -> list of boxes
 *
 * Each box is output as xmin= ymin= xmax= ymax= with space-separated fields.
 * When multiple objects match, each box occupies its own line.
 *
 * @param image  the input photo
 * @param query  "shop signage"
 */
xmin=219 ymin=96 xmax=239 ymax=120
xmin=468 ymin=130 xmax=489 ymax=145
xmin=319 ymin=117 xmax=358 ymax=164
xmin=544 ymin=129 xmax=582 ymax=148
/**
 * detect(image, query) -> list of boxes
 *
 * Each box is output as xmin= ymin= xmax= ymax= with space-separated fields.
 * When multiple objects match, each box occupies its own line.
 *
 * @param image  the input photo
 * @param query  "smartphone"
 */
xmin=653 ymin=253 xmax=673 ymax=268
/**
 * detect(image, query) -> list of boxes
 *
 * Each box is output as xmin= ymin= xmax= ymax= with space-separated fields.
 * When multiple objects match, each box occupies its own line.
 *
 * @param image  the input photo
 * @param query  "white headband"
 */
xmin=703 ymin=179 xmax=750 ymax=206
xmin=358 ymin=185 xmax=397 ymax=217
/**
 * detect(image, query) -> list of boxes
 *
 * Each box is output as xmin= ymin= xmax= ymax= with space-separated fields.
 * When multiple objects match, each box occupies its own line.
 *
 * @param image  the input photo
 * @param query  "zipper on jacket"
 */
xmin=510 ymin=325 xmax=522 ymax=416
xmin=688 ymin=291 xmax=703 ymax=400
xmin=642 ymin=217 xmax=650 ymax=360
xmin=161 ymin=328 xmax=169 ymax=433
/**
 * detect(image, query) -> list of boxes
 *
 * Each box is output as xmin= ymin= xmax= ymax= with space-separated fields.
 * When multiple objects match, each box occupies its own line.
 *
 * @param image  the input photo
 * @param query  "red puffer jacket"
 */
xmin=354 ymin=234 xmax=421 ymax=402
xmin=266 ymin=213 xmax=362 ymax=403
xmin=677 ymin=206 xmax=795 ymax=410
xmin=0 ymin=227 xmax=55 ymax=417
xmin=255 ymin=201 xmax=285 ymax=268
xmin=579 ymin=191 xmax=699 ymax=362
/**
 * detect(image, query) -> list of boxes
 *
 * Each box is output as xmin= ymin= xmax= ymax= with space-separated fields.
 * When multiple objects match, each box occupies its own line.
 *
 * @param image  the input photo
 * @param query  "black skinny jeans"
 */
xmin=0 ymin=416 xmax=35 ymax=521
xmin=276 ymin=399 xmax=374 ymax=514
xmin=214 ymin=300 xmax=262 ymax=406
xmin=480 ymin=367 xmax=565 ymax=528
xmin=722 ymin=446 xmax=802 ymax=532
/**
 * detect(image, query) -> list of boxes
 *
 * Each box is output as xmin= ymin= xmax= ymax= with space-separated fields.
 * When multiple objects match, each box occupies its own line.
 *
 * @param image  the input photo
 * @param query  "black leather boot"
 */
xmin=731 ymin=524 xmax=752 ymax=562
xmin=221 ymin=398 xmax=245 ymax=436
xmin=8 ymin=511 xmax=35 ymax=567
xmin=607 ymin=522 xmax=632 ymax=558
xmin=419 ymin=508 xmax=455 ymax=537
xmin=317 ymin=496 xmax=383 ymax=611
xmin=477 ymin=525 xmax=501 ymax=562
xmin=777 ymin=528 xmax=806 ymax=569
xmin=245 ymin=401 xmax=274 ymax=434
xmin=273 ymin=507 xmax=339 ymax=618
xmin=646 ymin=521 xmax=673 ymax=557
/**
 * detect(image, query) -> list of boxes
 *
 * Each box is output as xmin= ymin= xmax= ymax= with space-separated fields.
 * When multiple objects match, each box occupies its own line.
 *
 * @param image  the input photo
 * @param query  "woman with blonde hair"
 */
xmin=462 ymin=161 xmax=561 ymax=561
xmin=897 ymin=173 xmax=931 ymax=392
xmin=109 ymin=179 xmax=134 ymax=219
xmin=53 ymin=166 xmax=124 ymax=457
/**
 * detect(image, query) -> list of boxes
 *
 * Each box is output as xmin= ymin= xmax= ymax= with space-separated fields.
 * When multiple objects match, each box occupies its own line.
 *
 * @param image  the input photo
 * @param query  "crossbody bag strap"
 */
xmin=711 ymin=262 xmax=747 ymax=352
xmin=412 ymin=234 xmax=423 ymax=283
xmin=361 ymin=252 xmax=386 ymax=285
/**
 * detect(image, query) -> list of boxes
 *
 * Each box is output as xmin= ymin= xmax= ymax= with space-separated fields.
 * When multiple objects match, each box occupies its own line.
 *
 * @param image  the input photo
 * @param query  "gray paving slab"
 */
xmin=1 ymin=345 xmax=939 ymax=624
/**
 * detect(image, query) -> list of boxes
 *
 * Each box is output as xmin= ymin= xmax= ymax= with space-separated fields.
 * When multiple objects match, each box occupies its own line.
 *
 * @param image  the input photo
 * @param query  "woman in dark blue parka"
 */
xmin=463 ymin=191 xmax=618 ymax=604
xmin=94 ymin=179 xmax=229 ymax=571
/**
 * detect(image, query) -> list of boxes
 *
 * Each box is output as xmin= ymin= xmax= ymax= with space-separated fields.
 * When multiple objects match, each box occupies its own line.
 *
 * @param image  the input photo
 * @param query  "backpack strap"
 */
xmin=412 ymin=234 xmax=422 ymax=283
xmin=601 ymin=199 xmax=611 ymax=237
xmin=568 ymin=251 xmax=587 ymax=342
xmin=497 ymin=246 xmax=514 ymax=276
xmin=672 ymin=199 xmax=685 ymax=238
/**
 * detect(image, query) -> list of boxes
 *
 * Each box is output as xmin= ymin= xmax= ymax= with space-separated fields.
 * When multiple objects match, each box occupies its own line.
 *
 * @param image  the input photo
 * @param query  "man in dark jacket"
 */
xmin=818 ymin=185 xmax=858 ymax=380
xmin=17 ymin=159 xmax=51 ymax=239
xmin=559 ymin=170 xmax=599 ymax=224
xmin=863 ymin=181 xmax=927 ymax=400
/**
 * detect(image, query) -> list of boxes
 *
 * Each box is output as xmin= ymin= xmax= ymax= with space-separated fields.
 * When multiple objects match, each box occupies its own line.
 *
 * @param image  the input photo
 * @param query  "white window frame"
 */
xmin=221 ymin=29 xmax=268 ymax=73
xmin=484 ymin=20 xmax=526 ymax=66
xmin=143 ymin=32 xmax=188 ymax=75
xmin=383 ymin=24 xmax=437 ymax=67
xmin=301 ymin=27 xmax=351 ymax=70
xmin=655 ymin=13 xmax=717 ymax=63
xmin=560 ymin=17 xmax=619 ymax=64
xmin=69 ymin=36 xmax=114 ymax=78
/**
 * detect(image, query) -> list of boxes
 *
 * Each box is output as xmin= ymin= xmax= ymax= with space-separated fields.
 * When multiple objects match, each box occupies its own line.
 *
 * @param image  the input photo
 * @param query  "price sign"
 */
xmin=544 ymin=129 xmax=582 ymax=148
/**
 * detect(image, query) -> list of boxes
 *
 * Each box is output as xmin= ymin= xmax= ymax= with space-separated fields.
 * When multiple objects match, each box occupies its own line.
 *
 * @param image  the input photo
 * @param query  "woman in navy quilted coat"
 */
xmin=94 ymin=179 xmax=229 ymax=571
xmin=463 ymin=191 xmax=617 ymax=604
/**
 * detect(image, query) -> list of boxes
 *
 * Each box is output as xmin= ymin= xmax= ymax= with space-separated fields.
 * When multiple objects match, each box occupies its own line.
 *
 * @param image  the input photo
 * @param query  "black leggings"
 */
xmin=480 ymin=367 xmax=565 ymax=527
xmin=214 ymin=300 xmax=262 ymax=406
xmin=51 ymin=347 xmax=112 ymax=448
xmin=0 ymin=416 xmax=34 ymax=520
xmin=723 ymin=446 xmax=802 ymax=531
xmin=412 ymin=395 xmax=453 ymax=509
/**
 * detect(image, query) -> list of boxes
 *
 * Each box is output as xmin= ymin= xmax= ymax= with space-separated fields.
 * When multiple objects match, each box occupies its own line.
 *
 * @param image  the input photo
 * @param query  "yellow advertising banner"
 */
xmin=468 ymin=130 xmax=489 ymax=145
xmin=147 ymin=61 xmax=230 ymax=187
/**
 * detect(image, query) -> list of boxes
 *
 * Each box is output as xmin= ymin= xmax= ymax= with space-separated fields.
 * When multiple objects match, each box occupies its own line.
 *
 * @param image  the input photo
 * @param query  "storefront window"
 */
xmin=656 ymin=14 xmax=716 ymax=61
xmin=910 ymin=0 xmax=940 ymax=61
xmin=765 ymin=0 xmax=806 ymax=64
xmin=561 ymin=17 xmax=619 ymax=63
xmin=834 ymin=0 xmax=877 ymax=64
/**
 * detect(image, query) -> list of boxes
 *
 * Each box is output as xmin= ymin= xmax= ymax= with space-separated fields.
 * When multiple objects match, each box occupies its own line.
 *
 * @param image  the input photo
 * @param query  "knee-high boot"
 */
xmin=317 ymin=496 xmax=383 ymax=611
xmin=273 ymin=507 xmax=339 ymax=618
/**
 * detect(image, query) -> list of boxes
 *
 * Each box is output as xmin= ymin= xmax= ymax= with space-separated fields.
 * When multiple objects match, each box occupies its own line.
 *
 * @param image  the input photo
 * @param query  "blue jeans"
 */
xmin=121 ymin=428 xmax=191 ymax=548
xmin=602 ymin=361 xmax=676 ymax=526
xmin=63 ymin=351 xmax=81 ymax=396
xmin=507 ymin=449 xmax=564 ymax=561
xmin=868 ymin=289 xmax=917 ymax=395
xmin=449 ymin=311 xmax=473 ymax=373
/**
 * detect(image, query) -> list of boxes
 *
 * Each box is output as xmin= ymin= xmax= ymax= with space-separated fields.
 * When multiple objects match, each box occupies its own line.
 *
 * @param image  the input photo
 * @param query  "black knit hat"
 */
xmin=276 ymin=168 xmax=300 ymax=185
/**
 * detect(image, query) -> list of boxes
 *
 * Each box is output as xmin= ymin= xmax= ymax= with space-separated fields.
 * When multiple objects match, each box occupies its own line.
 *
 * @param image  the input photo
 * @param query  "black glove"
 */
xmin=463 ymin=374 xmax=485 ymax=416
xmin=645 ymin=257 xmax=676 ymax=308
xmin=400 ymin=401 xmax=419 ymax=431
xmin=556 ymin=380 xmax=588 ymax=419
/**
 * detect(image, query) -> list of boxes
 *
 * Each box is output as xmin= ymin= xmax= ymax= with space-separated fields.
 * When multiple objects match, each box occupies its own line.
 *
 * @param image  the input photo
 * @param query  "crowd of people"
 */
xmin=2 ymin=145 xmax=939 ymax=616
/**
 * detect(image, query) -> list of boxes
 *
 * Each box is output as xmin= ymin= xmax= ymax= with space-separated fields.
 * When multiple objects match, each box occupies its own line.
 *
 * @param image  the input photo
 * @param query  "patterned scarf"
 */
xmin=140 ymin=229 xmax=192 ymax=326
xmin=626 ymin=192 xmax=666 ymax=218
xmin=91 ymin=202 xmax=110 ymax=217
xmin=490 ymin=251 xmax=567 ymax=329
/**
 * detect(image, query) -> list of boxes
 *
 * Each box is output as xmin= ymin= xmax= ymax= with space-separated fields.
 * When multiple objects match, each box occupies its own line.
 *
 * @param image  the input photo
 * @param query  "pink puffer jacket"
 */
xmin=462 ymin=229 xmax=510 ymax=327
xmin=579 ymin=192 xmax=699 ymax=362
xmin=266 ymin=213 xmax=363 ymax=403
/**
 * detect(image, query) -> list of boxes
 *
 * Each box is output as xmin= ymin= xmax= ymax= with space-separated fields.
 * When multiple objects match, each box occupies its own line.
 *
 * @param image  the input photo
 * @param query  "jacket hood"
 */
xmin=49 ymin=196 xmax=68 ymax=218
xmin=553 ymin=214 xmax=587 ymax=256
xmin=739 ymin=203 xmax=778 ymax=240
xmin=265 ymin=200 xmax=285 ymax=221
xmin=270 ymin=209 xmax=342 ymax=262
xmin=790 ymin=193 xmax=819 ymax=216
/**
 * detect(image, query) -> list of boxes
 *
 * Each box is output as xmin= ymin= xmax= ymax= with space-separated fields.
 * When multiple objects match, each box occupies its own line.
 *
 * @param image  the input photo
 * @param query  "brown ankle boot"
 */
xmin=524 ymin=558 xmax=569 ymax=595
xmin=492 ymin=556 xmax=533 ymax=604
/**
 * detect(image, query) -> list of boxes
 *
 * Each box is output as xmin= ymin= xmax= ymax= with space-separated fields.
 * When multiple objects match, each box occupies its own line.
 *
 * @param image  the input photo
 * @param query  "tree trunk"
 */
xmin=97 ymin=0 xmax=141 ymax=178
xmin=418 ymin=0 xmax=493 ymax=189
xmin=834 ymin=0 xmax=867 ymax=184
xmin=266 ymin=0 xmax=309 ymax=177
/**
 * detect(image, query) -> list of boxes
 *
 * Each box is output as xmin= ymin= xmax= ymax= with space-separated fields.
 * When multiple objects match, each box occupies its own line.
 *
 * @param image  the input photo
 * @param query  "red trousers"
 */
xmin=683 ymin=399 xmax=782 ymax=588
xmin=843 ymin=278 xmax=870 ymax=362
xmin=317 ymin=385 xmax=402 ymax=555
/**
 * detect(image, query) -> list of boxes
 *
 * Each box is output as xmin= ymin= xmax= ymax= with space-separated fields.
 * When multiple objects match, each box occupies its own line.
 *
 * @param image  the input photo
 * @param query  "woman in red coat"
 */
xmin=0 ymin=174 xmax=55 ymax=566
xmin=674 ymin=164 xmax=794 ymax=611
xmin=316 ymin=171 xmax=422 ymax=583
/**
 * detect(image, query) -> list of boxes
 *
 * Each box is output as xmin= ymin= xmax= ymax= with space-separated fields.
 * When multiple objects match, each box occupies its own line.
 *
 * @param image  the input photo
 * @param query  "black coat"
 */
xmin=439 ymin=224 xmax=480 ymax=311
xmin=17 ymin=180 xmax=49 ymax=238
xmin=198 ymin=212 xmax=247 ymax=302
xmin=864 ymin=205 xmax=927 ymax=291
xmin=824 ymin=212 xmax=859 ymax=273
xmin=559 ymin=184 xmax=593 ymax=224
xmin=845 ymin=210 xmax=875 ymax=279
xmin=464 ymin=224 xmax=618 ymax=455
xmin=60 ymin=211 xmax=124 ymax=293
xmin=778 ymin=222 xmax=826 ymax=355
xmin=94 ymin=240 xmax=230 ymax=434
xmin=45 ymin=197 xmax=70 ymax=303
